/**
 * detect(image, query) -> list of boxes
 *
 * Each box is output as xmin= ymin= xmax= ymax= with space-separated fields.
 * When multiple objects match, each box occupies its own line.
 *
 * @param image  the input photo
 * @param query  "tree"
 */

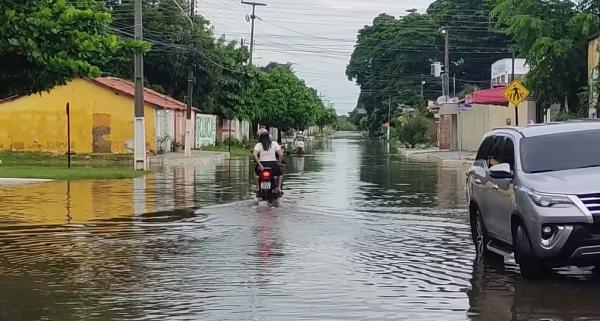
xmin=337 ymin=115 xmax=357 ymax=131
xmin=0 ymin=0 xmax=144 ymax=97
xmin=239 ymin=64 xmax=327 ymax=134
xmin=492 ymin=0 xmax=599 ymax=115
xmin=316 ymin=106 xmax=338 ymax=128
xmin=107 ymin=0 xmax=249 ymax=115
xmin=346 ymin=0 xmax=510 ymax=136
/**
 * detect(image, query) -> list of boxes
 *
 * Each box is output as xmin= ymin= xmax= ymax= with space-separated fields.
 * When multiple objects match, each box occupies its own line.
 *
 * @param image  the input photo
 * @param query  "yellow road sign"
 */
xmin=503 ymin=80 xmax=529 ymax=107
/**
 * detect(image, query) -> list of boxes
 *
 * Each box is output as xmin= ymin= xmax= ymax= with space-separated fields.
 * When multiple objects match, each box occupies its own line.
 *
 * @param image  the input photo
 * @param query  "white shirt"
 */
xmin=254 ymin=142 xmax=281 ymax=162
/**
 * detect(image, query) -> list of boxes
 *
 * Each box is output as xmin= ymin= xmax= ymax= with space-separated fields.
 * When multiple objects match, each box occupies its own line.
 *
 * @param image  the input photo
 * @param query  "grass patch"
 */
xmin=0 ymin=166 xmax=145 ymax=180
xmin=0 ymin=152 xmax=141 ymax=180
xmin=0 ymin=151 xmax=132 ymax=167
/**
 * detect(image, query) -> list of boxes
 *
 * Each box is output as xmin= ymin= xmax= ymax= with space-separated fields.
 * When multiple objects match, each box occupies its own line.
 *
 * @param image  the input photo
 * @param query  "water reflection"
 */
xmin=468 ymin=260 xmax=600 ymax=321
xmin=1 ymin=133 xmax=600 ymax=320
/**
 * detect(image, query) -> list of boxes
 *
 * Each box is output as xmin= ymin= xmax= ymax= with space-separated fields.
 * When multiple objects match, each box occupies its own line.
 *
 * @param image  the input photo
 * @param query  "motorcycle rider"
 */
xmin=293 ymin=130 xmax=305 ymax=154
xmin=253 ymin=130 xmax=284 ymax=194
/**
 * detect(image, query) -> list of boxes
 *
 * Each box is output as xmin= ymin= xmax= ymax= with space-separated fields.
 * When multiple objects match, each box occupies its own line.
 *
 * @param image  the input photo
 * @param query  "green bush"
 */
xmin=552 ymin=112 xmax=580 ymax=121
xmin=396 ymin=115 xmax=430 ymax=148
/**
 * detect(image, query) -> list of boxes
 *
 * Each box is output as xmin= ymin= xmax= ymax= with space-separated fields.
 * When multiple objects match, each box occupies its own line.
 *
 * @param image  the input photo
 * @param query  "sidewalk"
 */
xmin=150 ymin=150 xmax=230 ymax=167
xmin=400 ymin=148 xmax=475 ymax=166
xmin=0 ymin=178 xmax=52 ymax=185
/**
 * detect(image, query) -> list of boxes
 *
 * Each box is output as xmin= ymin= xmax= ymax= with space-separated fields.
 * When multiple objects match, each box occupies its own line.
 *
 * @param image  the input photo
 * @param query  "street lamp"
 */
xmin=420 ymin=80 xmax=426 ymax=98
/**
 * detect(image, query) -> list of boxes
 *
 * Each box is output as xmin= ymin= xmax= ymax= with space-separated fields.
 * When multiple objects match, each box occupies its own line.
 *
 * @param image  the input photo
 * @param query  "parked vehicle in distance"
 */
xmin=467 ymin=121 xmax=600 ymax=278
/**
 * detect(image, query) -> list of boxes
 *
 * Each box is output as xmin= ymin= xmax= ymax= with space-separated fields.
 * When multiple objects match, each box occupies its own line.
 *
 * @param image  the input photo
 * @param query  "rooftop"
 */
xmin=92 ymin=77 xmax=191 ymax=111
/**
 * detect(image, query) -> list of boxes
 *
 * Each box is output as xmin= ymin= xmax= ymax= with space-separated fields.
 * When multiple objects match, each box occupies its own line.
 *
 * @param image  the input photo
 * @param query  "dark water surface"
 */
xmin=1 ymin=133 xmax=600 ymax=321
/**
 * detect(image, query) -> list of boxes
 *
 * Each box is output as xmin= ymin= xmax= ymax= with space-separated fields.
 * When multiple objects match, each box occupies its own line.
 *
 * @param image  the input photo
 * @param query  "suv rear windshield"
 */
xmin=520 ymin=129 xmax=600 ymax=173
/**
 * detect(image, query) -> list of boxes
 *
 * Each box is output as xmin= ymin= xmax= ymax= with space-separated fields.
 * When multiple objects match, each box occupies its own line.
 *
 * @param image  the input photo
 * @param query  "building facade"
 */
xmin=0 ymin=77 xmax=195 ymax=154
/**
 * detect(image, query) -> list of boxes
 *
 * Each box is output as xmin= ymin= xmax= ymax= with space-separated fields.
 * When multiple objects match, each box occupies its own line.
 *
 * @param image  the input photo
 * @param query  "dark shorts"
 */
xmin=255 ymin=161 xmax=283 ymax=176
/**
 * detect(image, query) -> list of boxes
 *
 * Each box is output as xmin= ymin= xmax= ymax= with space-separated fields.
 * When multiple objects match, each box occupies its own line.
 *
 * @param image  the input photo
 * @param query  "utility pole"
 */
xmin=512 ymin=47 xmax=519 ymax=126
xmin=184 ymin=0 xmax=196 ymax=157
xmin=242 ymin=1 xmax=267 ymax=65
xmin=444 ymin=29 xmax=449 ymax=76
xmin=133 ymin=0 xmax=146 ymax=170
xmin=442 ymin=28 xmax=450 ymax=102
xmin=387 ymin=95 xmax=391 ymax=141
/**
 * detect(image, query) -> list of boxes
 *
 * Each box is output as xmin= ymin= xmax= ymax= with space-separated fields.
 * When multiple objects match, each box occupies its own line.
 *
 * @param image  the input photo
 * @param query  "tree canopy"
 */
xmin=492 ymin=0 xmax=599 ymax=114
xmin=0 ymin=0 xmax=145 ymax=97
xmin=347 ymin=0 xmax=600 ymax=133
xmin=0 ymin=0 xmax=335 ymax=131
xmin=239 ymin=64 xmax=330 ymax=132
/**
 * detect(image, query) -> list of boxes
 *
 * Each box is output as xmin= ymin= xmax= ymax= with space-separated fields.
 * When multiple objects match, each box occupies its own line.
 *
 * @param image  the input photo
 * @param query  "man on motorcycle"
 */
xmin=253 ymin=131 xmax=284 ymax=194
xmin=293 ymin=130 xmax=305 ymax=154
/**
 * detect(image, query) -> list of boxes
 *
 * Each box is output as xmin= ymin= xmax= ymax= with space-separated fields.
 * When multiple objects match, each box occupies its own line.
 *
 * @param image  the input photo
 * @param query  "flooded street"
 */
xmin=2 ymin=133 xmax=600 ymax=321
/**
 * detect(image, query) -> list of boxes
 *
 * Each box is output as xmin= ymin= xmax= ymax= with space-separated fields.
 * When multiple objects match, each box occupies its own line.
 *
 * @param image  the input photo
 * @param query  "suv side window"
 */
xmin=476 ymin=136 xmax=494 ymax=161
xmin=487 ymin=136 xmax=506 ymax=168
xmin=502 ymin=138 xmax=515 ymax=170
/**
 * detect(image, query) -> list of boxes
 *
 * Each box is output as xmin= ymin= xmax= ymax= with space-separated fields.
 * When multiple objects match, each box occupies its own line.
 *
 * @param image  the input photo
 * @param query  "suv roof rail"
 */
xmin=489 ymin=126 xmax=526 ymax=136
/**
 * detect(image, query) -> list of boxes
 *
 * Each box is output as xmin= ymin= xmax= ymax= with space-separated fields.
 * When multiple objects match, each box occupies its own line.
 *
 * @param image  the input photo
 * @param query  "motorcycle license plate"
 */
xmin=260 ymin=182 xmax=271 ymax=190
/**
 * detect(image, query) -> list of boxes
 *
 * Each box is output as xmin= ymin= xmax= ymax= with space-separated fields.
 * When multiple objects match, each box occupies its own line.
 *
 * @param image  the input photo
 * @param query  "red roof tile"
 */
xmin=91 ymin=77 xmax=191 ymax=111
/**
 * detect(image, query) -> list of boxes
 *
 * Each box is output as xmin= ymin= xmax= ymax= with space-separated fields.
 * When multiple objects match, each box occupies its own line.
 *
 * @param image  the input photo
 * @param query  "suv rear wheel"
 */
xmin=514 ymin=224 xmax=546 ymax=278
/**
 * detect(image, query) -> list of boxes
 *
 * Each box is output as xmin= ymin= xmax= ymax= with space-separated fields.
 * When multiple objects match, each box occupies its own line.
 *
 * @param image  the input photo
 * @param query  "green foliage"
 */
xmin=316 ymin=107 xmax=338 ymax=128
xmin=0 ymin=0 xmax=144 ymax=97
xmin=492 ymin=0 xmax=599 ymax=113
xmin=239 ymin=64 xmax=328 ymax=131
xmin=395 ymin=115 xmax=431 ymax=147
xmin=553 ymin=112 xmax=581 ymax=121
xmin=107 ymin=0 xmax=249 ymax=115
xmin=346 ymin=0 xmax=509 ymax=136
xmin=1 ymin=0 xmax=332 ymax=132
xmin=337 ymin=115 xmax=358 ymax=131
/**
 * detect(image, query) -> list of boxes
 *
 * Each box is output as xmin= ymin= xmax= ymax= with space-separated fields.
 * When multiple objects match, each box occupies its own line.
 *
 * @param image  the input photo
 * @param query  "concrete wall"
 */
xmin=0 ymin=79 xmax=156 ymax=154
xmin=458 ymin=104 xmax=514 ymax=151
xmin=457 ymin=100 xmax=536 ymax=151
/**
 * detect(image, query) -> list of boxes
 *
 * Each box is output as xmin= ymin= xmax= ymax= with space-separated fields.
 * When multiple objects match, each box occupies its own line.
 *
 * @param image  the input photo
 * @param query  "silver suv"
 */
xmin=467 ymin=121 xmax=600 ymax=277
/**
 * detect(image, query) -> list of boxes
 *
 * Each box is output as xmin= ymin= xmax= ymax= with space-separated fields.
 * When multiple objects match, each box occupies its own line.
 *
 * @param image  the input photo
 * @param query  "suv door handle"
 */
xmin=474 ymin=178 xmax=483 ymax=184
xmin=492 ymin=184 xmax=499 ymax=190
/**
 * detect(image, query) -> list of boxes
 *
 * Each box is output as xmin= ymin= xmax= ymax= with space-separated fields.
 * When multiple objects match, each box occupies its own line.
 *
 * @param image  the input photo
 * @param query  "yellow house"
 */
xmin=0 ymin=77 xmax=190 ymax=154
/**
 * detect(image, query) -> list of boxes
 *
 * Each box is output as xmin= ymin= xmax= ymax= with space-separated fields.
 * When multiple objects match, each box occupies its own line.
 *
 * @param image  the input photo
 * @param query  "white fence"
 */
xmin=222 ymin=118 xmax=250 ymax=142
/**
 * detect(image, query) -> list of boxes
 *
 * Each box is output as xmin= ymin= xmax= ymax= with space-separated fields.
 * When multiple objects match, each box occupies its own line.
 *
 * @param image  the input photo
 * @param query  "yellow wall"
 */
xmin=0 ymin=79 xmax=156 ymax=153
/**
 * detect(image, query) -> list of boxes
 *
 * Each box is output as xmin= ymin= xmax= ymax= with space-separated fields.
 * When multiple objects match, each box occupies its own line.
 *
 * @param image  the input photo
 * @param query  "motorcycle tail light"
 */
xmin=261 ymin=170 xmax=271 ymax=179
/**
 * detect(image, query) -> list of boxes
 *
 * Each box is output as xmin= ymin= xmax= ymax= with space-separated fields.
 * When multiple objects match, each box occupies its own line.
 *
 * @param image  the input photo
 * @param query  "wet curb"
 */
xmin=399 ymin=148 xmax=474 ymax=167
xmin=150 ymin=151 xmax=230 ymax=167
xmin=0 ymin=178 xmax=53 ymax=185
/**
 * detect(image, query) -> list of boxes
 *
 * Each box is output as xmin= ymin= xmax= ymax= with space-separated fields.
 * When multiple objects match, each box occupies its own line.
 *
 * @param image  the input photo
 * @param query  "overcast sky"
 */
xmin=198 ymin=0 xmax=435 ymax=114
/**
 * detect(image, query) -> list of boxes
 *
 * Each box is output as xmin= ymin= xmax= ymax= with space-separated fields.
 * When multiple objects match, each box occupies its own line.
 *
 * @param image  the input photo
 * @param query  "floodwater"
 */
xmin=1 ymin=132 xmax=600 ymax=321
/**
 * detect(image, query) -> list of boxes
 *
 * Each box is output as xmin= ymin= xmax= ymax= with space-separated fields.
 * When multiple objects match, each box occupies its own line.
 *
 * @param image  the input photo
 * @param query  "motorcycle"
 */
xmin=293 ymin=140 xmax=305 ymax=155
xmin=256 ymin=167 xmax=282 ymax=203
